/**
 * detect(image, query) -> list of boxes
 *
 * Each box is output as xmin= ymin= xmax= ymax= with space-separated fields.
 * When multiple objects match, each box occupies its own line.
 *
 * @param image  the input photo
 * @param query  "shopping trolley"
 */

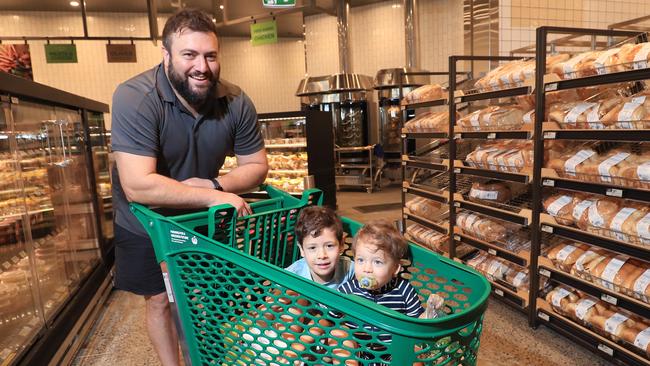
xmin=131 ymin=186 xmax=490 ymax=365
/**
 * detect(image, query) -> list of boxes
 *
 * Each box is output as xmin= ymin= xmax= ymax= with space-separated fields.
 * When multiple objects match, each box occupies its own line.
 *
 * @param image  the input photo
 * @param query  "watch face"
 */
xmin=212 ymin=178 xmax=222 ymax=191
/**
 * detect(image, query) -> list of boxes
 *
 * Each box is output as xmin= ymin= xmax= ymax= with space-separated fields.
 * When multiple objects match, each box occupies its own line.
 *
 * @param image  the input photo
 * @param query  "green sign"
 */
xmin=251 ymin=20 xmax=278 ymax=46
xmin=44 ymin=44 xmax=78 ymax=63
xmin=262 ymin=0 xmax=295 ymax=7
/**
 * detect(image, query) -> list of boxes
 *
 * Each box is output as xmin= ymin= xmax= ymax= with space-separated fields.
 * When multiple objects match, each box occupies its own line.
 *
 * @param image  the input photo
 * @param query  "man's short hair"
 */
xmin=295 ymin=206 xmax=343 ymax=246
xmin=352 ymin=220 xmax=407 ymax=262
xmin=162 ymin=8 xmax=219 ymax=50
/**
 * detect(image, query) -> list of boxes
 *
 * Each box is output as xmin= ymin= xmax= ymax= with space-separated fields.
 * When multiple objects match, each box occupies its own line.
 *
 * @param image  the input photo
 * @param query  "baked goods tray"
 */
xmin=550 ymin=170 xmax=650 ymax=190
xmin=540 ymin=234 xmax=650 ymax=306
xmin=554 ymin=120 xmax=650 ymax=130
xmin=456 ymin=176 xmax=533 ymax=212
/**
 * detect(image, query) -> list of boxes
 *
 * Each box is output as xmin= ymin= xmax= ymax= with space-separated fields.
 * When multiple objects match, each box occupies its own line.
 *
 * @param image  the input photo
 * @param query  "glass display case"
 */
xmin=0 ymin=72 xmax=111 ymax=365
xmin=220 ymin=111 xmax=336 ymax=208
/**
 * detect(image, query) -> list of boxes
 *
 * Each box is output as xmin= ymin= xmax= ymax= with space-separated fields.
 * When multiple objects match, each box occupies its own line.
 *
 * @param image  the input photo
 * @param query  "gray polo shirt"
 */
xmin=111 ymin=63 xmax=264 ymax=237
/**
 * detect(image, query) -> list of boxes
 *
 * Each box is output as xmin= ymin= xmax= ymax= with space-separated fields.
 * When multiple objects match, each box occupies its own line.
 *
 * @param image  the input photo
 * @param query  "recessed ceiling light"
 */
xmin=70 ymin=1 xmax=80 ymax=6
xmin=219 ymin=5 xmax=224 ymax=9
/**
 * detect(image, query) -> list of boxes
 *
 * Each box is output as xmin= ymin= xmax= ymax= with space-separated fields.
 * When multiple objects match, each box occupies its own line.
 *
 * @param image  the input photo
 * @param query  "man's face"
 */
xmin=163 ymin=30 xmax=220 ymax=108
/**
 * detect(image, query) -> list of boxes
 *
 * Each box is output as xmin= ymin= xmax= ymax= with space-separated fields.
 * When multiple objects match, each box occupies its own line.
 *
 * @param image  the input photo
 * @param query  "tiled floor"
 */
xmin=72 ymin=188 xmax=612 ymax=366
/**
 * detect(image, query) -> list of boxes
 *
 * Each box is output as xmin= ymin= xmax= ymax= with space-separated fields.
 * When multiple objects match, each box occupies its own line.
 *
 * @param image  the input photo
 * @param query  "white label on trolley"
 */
xmin=594 ymin=48 xmax=620 ymax=74
xmin=634 ymin=327 xmax=650 ymax=351
xmin=556 ymin=244 xmax=578 ymax=263
xmin=564 ymin=149 xmax=595 ymax=176
xmin=601 ymin=293 xmax=618 ymax=306
xmin=637 ymin=213 xmax=650 ymax=245
xmin=597 ymin=344 xmax=614 ymax=356
xmin=470 ymin=112 xmax=481 ymax=128
xmin=564 ymin=103 xmax=596 ymax=124
xmin=475 ymin=148 xmax=499 ymax=166
xmin=617 ymin=102 xmax=642 ymax=127
xmin=574 ymin=298 xmax=597 ymax=321
xmin=611 ymin=208 xmax=638 ymax=241
xmin=588 ymin=203 xmax=606 ymax=228
xmin=551 ymin=287 xmax=572 ymax=308
xmin=575 ymin=250 xmax=598 ymax=273
xmin=470 ymin=188 xmax=499 ymax=200
xmin=512 ymin=271 xmax=527 ymax=288
xmin=632 ymin=96 xmax=647 ymax=105
xmin=633 ymin=43 xmax=650 ymax=69
xmin=598 ymin=152 xmax=630 ymax=183
xmin=162 ymin=272 xmax=175 ymax=303
xmin=573 ymin=200 xmax=595 ymax=222
xmin=637 ymin=161 xmax=650 ymax=181
xmin=465 ymin=214 xmax=480 ymax=231
xmin=634 ymin=269 xmax=650 ymax=294
xmin=523 ymin=110 xmax=534 ymax=124
xmin=604 ymin=313 xmax=629 ymax=335
xmin=547 ymin=195 xmax=572 ymax=217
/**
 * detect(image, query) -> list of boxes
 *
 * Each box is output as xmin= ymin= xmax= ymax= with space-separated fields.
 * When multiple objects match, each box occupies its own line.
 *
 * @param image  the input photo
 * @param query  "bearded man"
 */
xmin=110 ymin=8 xmax=268 ymax=365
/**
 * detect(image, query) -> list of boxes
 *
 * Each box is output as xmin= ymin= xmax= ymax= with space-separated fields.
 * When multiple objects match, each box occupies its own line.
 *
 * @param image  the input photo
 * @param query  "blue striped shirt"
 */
xmin=338 ymin=278 xmax=424 ymax=317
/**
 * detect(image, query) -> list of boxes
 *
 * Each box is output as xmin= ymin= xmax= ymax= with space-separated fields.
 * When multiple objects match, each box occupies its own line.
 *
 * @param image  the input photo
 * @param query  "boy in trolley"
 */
xmin=286 ymin=206 xmax=355 ymax=288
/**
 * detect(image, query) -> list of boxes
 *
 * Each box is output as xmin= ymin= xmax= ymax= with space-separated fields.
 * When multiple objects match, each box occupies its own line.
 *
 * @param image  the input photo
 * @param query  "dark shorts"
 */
xmin=113 ymin=224 xmax=166 ymax=296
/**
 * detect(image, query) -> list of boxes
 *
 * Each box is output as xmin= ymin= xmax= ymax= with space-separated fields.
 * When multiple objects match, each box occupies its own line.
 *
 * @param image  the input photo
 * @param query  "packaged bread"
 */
xmin=457 ymin=105 xmax=525 ymax=131
xmin=564 ymin=296 xmax=601 ymax=325
xmin=577 ymin=198 xmax=621 ymax=232
xmin=634 ymin=326 xmax=650 ymax=356
xmin=405 ymin=197 xmax=443 ymax=219
xmin=546 ymin=286 xmax=580 ymax=315
xmin=560 ymin=148 xmax=599 ymax=178
xmin=468 ymin=181 xmax=512 ymax=204
xmin=505 ymin=269 xmax=529 ymax=291
xmin=571 ymin=247 xmax=611 ymax=280
xmin=618 ymin=155 xmax=650 ymax=189
xmin=594 ymin=150 xmax=635 ymax=184
xmin=589 ymin=254 xmax=639 ymax=291
xmin=632 ymin=267 xmax=650 ymax=302
xmin=572 ymin=197 xmax=597 ymax=231
xmin=617 ymin=42 xmax=650 ymax=71
xmin=637 ymin=212 xmax=650 ymax=246
xmin=543 ymin=193 xmax=577 ymax=226
xmin=601 ymin=100 xmax=647 ymax=129
xmin=546 ymin=241 xmax=591 ymax=272
xmin=403 ymin=111 xmax=449 ymax=132
xmin=402 ymin=84 xmax=443 ymax=104
xmin=549 ymin=97 xmax=621 ymax=129
xmin=608 ymin=205 xmax=649 ymax=243
xmin=553 ymin=51 xmax=604 ymax=79
xmin=593 ymin=47 xmax=624 ymax=74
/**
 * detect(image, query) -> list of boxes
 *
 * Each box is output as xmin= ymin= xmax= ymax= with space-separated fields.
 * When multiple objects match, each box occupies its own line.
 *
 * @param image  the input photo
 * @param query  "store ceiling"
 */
xmin=0 ymin=0 xmax=389 ymax=37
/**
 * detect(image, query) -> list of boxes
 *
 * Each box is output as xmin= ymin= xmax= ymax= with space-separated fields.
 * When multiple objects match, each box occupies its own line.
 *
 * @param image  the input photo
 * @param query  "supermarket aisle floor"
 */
xmin=72 ymin=188 xmax=611 ymax=366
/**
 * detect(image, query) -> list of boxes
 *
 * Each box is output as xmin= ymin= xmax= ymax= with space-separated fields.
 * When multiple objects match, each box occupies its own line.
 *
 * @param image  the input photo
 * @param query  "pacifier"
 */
xmin=359 ymin=276 xmax=378 ymax=289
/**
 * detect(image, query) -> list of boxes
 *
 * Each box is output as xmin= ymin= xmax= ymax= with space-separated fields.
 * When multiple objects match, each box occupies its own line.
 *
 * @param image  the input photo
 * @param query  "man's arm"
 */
xmin=115 ymin=151 xmax=252 ymax=215
xmin=219 ymin=149 xmax=268 ymax=194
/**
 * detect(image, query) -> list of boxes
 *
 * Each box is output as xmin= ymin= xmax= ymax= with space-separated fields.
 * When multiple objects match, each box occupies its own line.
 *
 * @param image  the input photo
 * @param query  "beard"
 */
xmin=167 ymin=57 xmax=218 ymax=108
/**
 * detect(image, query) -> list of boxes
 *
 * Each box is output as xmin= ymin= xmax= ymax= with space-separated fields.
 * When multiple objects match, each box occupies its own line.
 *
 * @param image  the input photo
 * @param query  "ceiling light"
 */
xmin=219 ymin=5 xmax=224 ymax=9
xmin=70 ymin=1 xmax=80 ymax=6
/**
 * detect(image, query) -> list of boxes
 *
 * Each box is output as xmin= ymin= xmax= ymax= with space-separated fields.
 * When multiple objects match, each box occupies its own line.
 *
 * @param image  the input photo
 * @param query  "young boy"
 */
xmin=338 ymin=219 xmax=424 ymax=317
xmin=286 ymin=206 xmax=355 ymax=289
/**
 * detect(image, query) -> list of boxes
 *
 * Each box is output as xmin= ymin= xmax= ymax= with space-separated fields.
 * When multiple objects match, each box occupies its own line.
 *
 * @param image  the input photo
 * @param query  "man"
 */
xmin=110 ymin=9 xmax=268 ymax=365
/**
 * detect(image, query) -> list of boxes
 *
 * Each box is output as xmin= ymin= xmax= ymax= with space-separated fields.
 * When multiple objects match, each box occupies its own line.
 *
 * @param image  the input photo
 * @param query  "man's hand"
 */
xmin=210 ymin=191 xmax=252 ymax=217
xmin=180 ymin=177 xmax=213 ymax=189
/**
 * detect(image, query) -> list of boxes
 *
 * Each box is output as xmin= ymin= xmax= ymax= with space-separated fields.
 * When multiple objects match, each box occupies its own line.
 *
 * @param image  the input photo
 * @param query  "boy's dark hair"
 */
xmin=162 ymin=8 xmax=219 ymax=51
xmin=295 ymin=206 xmax=343 ymax=245
xmin=352 ymin=220 xmax=407 ymax=262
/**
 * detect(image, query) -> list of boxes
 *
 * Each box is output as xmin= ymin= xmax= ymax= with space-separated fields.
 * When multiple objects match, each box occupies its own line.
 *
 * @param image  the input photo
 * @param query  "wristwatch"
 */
xmin=211 ymin=178 xmax=223 ymax=191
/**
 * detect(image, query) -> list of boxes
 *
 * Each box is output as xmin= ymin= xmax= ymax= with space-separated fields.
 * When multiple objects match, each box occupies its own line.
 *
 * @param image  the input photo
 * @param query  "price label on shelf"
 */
xmin=539 ymin=268 xmax=551 ymax=277
xmin=488 ymin=248 xmax=497 ymax=256
xmin=454 ymin=134 xmax=462 ymax=139
xmin=605 ymin=188 xmax=623 ymax=198
xmin=454 ymin=168 xmax=461 ymax=174
xmin=403 ymin=214 xmax=408 ymax=219
xmin=402 ymin=188 xmax=407 ymax=193
xmin=601 ymin=293 xmax=618 ymax=306
xmin=454 ymin=202 xmax=461 ymax=207
xmin=597 ymin=344 xmax=614 ymax=356
xmin=538 ymin=312 xmax=550 ymax=321
xmin=494 ymin=288 xmax=504 ymax=297
xmin=402 ymin=161 xmax=407 ymax=166
xmin=11 ymin=97 xmax=19 ymax=104
xmin=453 ymin=235 xmax=461 ymax=241
xmin=541 ymin=225 xmax=554 ymax=233
xmin=545 ymin=83 xmax=558 ymax=92
xmin=487 ymin=133 xmax=496 ymax=139
xmin=542 ymin=179 xmax=555 ymax=187
xmin=543 ymin=132 xmax=556 ymax=139
xmin=401 ymin=134 xmax=407 ymax=139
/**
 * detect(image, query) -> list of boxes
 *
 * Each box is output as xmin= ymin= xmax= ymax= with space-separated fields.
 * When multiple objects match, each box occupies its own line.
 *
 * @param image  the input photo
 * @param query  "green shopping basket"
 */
xmin=131 ymin=187 xmax=490 ymax=366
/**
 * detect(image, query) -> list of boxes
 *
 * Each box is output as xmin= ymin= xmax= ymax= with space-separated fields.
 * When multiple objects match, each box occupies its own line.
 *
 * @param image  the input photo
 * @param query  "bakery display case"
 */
xmin=0 ymin=72 xmax=111 ymax=365
xmin=221 ymin=111 xmax=336 ymax=208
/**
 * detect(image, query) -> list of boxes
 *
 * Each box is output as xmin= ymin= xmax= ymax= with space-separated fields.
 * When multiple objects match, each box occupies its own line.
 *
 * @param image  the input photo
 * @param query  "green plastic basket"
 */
xmin=131 ymin=189 xmax=490 ymax=366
